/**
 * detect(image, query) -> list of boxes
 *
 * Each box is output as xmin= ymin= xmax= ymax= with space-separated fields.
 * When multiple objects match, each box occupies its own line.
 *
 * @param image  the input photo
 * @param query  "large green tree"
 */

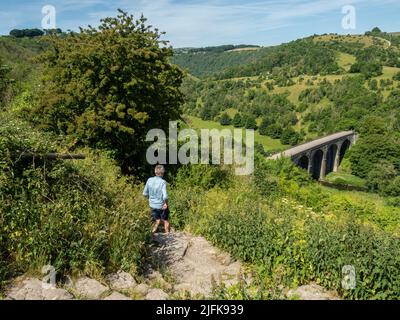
xmin=32 ymin=10 xmax=184 ymax=174
xmin=349 ymin=134 xmax=400 ymax=179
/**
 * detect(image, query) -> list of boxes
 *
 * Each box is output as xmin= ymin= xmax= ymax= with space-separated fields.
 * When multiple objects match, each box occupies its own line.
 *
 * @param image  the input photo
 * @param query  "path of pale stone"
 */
xmin=4 ymin=232 xmax=338 ymax=300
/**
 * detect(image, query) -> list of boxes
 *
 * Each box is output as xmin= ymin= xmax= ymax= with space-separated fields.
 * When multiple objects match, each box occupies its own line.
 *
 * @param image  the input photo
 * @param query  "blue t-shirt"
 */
xmin=143 ymin=176 xmax=168 ymax=209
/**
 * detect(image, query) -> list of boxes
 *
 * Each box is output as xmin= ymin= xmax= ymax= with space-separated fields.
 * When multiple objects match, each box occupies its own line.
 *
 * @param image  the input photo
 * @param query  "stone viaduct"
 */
xmin=269 ymin=131 xmax=358 ymax=180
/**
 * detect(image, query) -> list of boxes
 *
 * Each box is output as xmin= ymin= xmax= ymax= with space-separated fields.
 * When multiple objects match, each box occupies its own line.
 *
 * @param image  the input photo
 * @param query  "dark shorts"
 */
xmin=151 ymin=208 xmax=169 ymax=221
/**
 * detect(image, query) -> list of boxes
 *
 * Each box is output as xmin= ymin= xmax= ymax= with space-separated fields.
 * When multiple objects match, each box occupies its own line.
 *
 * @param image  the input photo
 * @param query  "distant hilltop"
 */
xmin=174 ymin=44 xmax=261 ymax=55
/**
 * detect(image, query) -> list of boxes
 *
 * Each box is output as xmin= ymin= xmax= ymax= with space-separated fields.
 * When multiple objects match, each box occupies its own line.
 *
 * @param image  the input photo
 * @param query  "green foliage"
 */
xmin=172 ymin=47 xmax=266 ymax=79
xmin=9 ymin=29 xmax=44 ymax=38
xmin=169 ymin=164 xmax=232 ymax=230
xmin=280 ymin=127 xmax=302 ymax=146
xmin=258 ymin=117 xmax=271 ymax=136
xmin=0 ymin=59 xmax=11 ymax=107
xmin=303 ymin=76 xmax=383 ymax=135
xmin=219 ymin=112 xmax=231 ymax=126
xmin=393 ymin=72 xmax=400 ymax=81
xmin=30 ymin=10 xmax=184 ymax=176
xmin=173 ymin=164 xmax=232 ymax=190
xmin=368 ymin=79 xmax=378 ymax=90
xmin=263 ymin=124 xmax=283 ymax=139
xmin=0 ymin=36 xmax=48 ymax=111
xmin=214 ymin=39 xmax=340 ymax=79
xmin=365 ymin=160 xmax=400 ymax=197
xmin=350 ymin=60 xmax=383 ymax=79
xmin=0 ymin=114 xmax=150 ymax=286
xmin=357 ymin=116 xmax=388 ymax=135
xmin=325 ymin=172 xmax=367 ymax=189
xmin=241 ymin=114 xmax=257 ymax=129
xmin=232 ymin=113 xmax=242 ymax=128
xmin=349 ymin=134 xmax=400 ymax=179
xmin=175 ymin=165 xmax=400 ymax=299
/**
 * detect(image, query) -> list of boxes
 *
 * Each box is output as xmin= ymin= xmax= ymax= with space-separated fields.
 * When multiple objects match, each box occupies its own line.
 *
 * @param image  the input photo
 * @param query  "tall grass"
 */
xmin=170 ymin=159 xmax=400 ymax=299
xmin=0 ymin=114 xmax=150 ymax=287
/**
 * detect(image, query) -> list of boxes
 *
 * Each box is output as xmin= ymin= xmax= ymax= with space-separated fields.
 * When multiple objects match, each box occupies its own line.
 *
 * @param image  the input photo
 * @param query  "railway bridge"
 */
xmin=269 ymin=131 xmax=358 ymax=180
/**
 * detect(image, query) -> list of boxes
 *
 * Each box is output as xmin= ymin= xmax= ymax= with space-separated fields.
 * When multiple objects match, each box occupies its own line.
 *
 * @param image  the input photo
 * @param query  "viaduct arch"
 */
xmin=269 ymin=131 xmax=358 ymax=180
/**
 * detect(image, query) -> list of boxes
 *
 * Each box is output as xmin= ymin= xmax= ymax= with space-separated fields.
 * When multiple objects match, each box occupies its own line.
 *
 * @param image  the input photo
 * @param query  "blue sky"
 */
xmin=0 ymin=0 xmax=399 ymax=47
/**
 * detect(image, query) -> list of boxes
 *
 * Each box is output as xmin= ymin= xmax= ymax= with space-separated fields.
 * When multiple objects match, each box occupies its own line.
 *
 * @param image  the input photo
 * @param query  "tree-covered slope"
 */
xmin=173 ymin=31 xmax=400 ymax=80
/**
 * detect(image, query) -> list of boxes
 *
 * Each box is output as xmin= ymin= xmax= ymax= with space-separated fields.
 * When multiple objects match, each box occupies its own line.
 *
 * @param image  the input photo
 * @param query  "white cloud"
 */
xmin=0 ymin=0 xmax=399 ymax=46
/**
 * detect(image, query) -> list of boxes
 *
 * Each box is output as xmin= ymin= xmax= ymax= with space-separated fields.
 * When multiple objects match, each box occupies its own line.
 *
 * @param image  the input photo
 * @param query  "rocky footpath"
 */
xmin=148 ymin=232 xmax=247 ymax=298
xmin=3 ymin=232 xmax=247 ymax=300
xmin=286 ymin=283 xmax=339 ymax=300
xmin=3 ymin=232 xmax=338 ymax=300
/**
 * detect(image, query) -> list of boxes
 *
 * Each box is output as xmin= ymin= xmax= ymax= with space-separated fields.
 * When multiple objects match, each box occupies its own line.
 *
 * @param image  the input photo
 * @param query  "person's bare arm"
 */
xmin=162 ymin=182 xmax=168 ymax=210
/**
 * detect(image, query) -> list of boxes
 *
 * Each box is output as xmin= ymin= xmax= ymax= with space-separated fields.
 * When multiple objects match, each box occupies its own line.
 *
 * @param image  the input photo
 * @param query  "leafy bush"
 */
xmin=219 ymin=112 xmax=231 ymax=126
xmin=31 ymin=10 xmax=184 ymax=176
xmin=232 ymin=113 xmax=242 ymax=128
xmin=350 ymin=60 xmax=383 ymax=78
xmin=0 ymin=114 xmax=150 ymax=287
xmin=173 ymin=156 xmax=400 ymax=299
xmin=173 ymin=164 xmax=232 ymax=190
xmin=349 ymin=134 xmax=400 ymax=179
xmin=366 ymin=161 xmax=397 ymax=194
xmin=0 ymin=59 xmax=11 ymax=107
xmin=9 ymin=29 xmax=44 ymax=38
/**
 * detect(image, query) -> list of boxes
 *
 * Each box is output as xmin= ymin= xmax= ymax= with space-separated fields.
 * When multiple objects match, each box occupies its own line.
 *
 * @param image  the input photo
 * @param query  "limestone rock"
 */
xmin=105 ymin=271 xmax=137 ymax=291
xmin=104 ymin=291 xmax=131 ymax=300
xmin=72 ymin=277 xmax=109 ymax=299
xmin=146 ymin=269 xmax=163 ymax=281
xmin=151 ymin=232 xmax=190 ymax=265
xmin=287 ymin=283 xmax=339 ymax=300
xmin=6 ymin=278 xmax=73 ymax=300
xmin=133 ymin=283 xmax=150 ymax=296
xmin=145 ymin=288 xmax=169 ymax=300
xmin=147 ymin=232 xmax=248 ymax=298
xmin=42 ymin=287 xmax=74 ymax=300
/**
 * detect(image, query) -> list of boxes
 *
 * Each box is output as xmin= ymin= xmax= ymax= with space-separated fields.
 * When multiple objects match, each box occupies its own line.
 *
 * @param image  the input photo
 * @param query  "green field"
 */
xmin=375 ymin=66 xmax=400 ymax=80
xmin=313 ymin=34 xmax=384 ymax=47
xmin=337 ymin=52 xmax=357 ymax=71
xmin=325 ymin=172 xmax=367 ymax=188
xmin=185 ymin=116 xmax=289 ymax=152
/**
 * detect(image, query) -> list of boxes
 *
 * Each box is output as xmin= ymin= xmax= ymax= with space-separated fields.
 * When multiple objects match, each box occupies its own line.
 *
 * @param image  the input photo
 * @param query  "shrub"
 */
xmin=349 ymin=134 xmax=400 ymax=179
xmin=0 ymin=114 xmax=150 ymax=287
xmin=232 ymin=113 xmax=242 ymax=128
xmin=0 ymin=60 xmax=11 ymax=107
xmin=366 ymin=161 xmax=397 ymax=193
xmin=393 ymin=72 xmax=400 ymax=81
xmin=174 ymin=158 xmax=400 ymax=299
xmin=31 ymin=10 xmax=184 ymax=176
xmin=219 ymin=112 xmax=232 ymax=126
xmin=173 ymin=164 xmax=232 ymax=190
xmin=350 ymin=60 xmax=383 ymax=79
xmin=9 ymin=29 xmax=44 ymax=38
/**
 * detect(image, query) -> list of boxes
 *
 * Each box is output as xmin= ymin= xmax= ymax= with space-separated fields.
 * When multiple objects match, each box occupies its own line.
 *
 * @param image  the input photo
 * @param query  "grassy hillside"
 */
xmin=185 ymin=115 xmax=288 ymax=152
xmin=173 ymin=31 xmax=400 ymax=80
xmin=172 ymin=49 xmax=266 ymax=78
xmin=178 ymin=28 xmax=400 ymax=144
xmin=0 ymin=36 xmax=46 ymax=81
